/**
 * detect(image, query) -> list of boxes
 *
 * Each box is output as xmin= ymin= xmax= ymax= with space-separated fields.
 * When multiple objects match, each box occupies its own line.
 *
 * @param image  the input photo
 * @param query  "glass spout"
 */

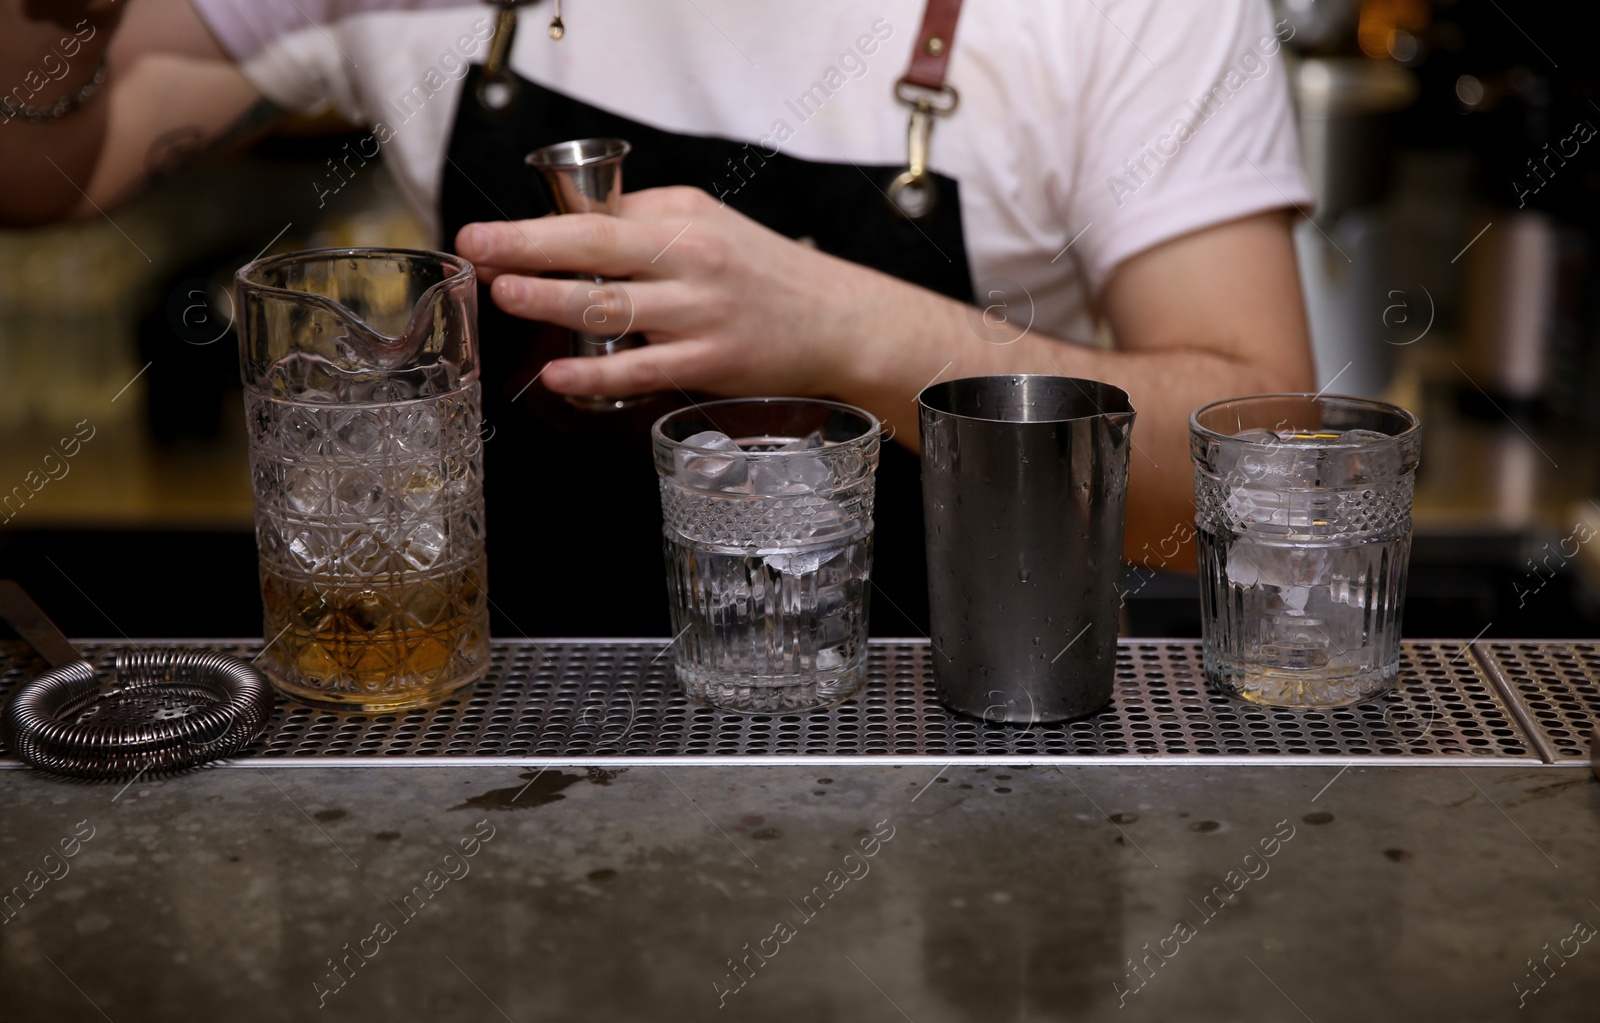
xmin=235 ymin=248 xmax=478 ymax=403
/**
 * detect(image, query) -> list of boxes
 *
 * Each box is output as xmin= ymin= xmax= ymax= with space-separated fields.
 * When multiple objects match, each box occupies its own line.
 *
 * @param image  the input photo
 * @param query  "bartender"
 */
xmin=0 ymin=0 xmax=1315 ymax=636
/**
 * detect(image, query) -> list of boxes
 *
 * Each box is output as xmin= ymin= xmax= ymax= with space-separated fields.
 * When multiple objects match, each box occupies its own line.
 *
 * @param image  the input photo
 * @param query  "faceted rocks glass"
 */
xmin=1191 ymin=394 xmax=1421 ymax=708
xmin=652 ymin=399 xmax=880 ymax=712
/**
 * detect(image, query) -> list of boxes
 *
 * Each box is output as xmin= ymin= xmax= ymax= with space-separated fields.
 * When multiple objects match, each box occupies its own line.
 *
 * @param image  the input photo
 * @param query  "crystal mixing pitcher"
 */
xmin=236 ymin=249 xmax=490 ymax=710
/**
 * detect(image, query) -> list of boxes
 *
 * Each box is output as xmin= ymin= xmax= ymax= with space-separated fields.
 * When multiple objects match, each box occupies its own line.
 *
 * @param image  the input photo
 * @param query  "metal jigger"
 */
xmin=526 ymin=137 xmax=646 ymax=412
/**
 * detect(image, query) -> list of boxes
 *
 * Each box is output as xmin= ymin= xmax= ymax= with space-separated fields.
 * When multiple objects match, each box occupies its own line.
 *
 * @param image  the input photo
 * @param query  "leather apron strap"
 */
xmin=887 ymin=0 xmax=966 ymax=220
xmin=903 ymin=0 xmax=966 ymax=90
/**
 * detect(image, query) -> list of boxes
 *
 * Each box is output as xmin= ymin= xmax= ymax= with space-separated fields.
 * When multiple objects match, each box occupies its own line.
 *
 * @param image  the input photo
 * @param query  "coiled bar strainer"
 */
xmin=1 ymin=581 xmax=275 ymax=780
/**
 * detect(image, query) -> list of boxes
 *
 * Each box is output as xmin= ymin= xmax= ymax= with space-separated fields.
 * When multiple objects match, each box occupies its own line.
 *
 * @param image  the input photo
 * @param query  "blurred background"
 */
xmin=1 ymin=0 xmax=1597 ymax=639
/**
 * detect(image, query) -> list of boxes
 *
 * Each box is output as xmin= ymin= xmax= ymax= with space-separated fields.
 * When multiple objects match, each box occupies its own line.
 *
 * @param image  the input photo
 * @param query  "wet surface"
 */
xmin=0 ymin=764 xmax=1596 ymax=1021
xmin=452 ymin=769 xmax=588 ymax=811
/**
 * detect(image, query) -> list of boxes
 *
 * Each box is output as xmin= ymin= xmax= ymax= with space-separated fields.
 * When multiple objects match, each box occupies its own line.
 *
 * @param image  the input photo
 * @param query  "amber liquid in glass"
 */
xmin=258 ymin=557 xmax=490 ymax=711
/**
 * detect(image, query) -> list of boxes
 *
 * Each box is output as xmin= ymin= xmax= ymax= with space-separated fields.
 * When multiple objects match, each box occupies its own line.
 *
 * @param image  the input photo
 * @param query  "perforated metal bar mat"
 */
xmin=4 ymin=639 xmax=1591 ymax=767
xmin=1475 ymin=641 xmax=1600 ymax=762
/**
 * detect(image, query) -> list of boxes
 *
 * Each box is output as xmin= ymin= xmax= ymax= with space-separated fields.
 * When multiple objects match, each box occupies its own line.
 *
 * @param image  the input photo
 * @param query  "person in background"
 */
xmin=0 ymin=0 xmax=1315 ymax=634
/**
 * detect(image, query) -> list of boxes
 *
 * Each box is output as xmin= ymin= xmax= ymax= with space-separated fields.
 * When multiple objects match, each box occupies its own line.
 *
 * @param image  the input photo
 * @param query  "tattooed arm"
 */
xmin=0 ymin=0 xmax=274 ymax=226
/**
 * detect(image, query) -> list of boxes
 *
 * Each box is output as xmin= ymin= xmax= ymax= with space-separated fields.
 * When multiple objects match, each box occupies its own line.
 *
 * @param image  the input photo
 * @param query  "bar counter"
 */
xmin=2 ymin=638 xmax=1597 ymax=1020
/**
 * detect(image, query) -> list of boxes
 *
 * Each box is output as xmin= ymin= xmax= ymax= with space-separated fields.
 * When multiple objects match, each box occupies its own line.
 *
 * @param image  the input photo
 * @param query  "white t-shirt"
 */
xmin=193 ymin=0 xmax=1311 ymax=342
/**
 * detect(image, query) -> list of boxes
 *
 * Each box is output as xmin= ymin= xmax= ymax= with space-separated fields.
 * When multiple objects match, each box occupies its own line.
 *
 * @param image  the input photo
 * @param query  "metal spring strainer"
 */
xmin=0 ymin=581 xmax=275 ymax=780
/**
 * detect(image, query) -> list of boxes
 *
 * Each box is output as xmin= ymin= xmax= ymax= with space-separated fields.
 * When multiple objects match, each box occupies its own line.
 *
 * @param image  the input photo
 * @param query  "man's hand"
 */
xmin=456 ymin=186 xmax=903 ymax=402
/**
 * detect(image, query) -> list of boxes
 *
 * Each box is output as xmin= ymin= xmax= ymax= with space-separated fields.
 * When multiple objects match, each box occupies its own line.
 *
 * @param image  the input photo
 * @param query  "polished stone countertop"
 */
xmin=2 ymin=761 xmax=1596 ymax=1021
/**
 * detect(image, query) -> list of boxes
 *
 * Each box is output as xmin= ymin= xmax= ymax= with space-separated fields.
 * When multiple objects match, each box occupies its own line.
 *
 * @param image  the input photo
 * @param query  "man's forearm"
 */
xmin=0 ymin=1 xmax=123 ymax=224
xmin=833 ymin=286 xmax=1296 ymax=559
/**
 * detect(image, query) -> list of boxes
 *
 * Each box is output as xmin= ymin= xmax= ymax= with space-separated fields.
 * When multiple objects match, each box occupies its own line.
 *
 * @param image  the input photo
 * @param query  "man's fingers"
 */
xmin=457 ymin=215 xmax=686 ymax=277
xmin=470 ymin=262 xmax=516 ymax=285
xmin=488 ymin=275 xmax=700 ymax=335
xmin=540 ymin=339 xmax=725 ymax=399
xmin=617 ymin=185 xmax=718 ymax=219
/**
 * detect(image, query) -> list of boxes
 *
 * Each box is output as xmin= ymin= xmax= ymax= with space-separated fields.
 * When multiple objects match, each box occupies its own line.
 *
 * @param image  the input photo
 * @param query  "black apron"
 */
xmin=439 ymin=65 xmax=975 ymax=638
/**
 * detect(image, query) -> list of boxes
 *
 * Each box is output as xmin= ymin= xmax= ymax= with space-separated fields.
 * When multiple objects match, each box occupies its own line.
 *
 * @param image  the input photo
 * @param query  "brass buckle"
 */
xmin=893 ymin=78 xmax=960 ymax=114
xmin=887 ymin=77 xmax=959 ymax=220
xmin=476 ymin=3 xmax=523 ymax=111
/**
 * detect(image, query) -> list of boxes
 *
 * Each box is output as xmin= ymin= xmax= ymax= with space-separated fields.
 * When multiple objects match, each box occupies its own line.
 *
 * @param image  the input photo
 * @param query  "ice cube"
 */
xmin=1262 ymin=434 xmax=1327 ymax=488
xmin=763 ymin=542 xmax=846 ymax=576
xmin=684 ymin=430 xmax=735 ymax=449
xmin=1225 ymin=543 xmax=1261 ymax=587
xmin=751 ymin=437 xmax=832 ymax=495
xmin=1224 ymin=428 xmax=1307 ymax=489
xmin=335 ymin=411 xmax=385 ymax=456
xmin=393 ymin=405 xmax=441 ymax=453
xmin=286 ymin=468 xmax=330 ymax=514
xmin=778 ymin=430 xmax=825 ymax=451
xmin=1339 ymin=428 xmax=1402 ymax=481
xmin=675 ymin=430 xmax=748 ymax=490
xmin=287 ymin=528 xmax=331 ymax=571
xmin=1307 ymin=571 xmax=1370 ymax=660
xmin=334 ymin=469 xmax=385 ymax=516
xmin=1323 ymin=545 xmax=1374 ymax=610
xmin=398 ymin=468 xmax=443 ymax=511
xmin=800 ymin=499 xmax=852 ymax=541
xmin=1217 ymin=428 xmax=1276 ymax=475
xmin=399 ymin=521 xmax=447 ymax=568
xmin=1226 ymin=539 xmax=1330 ymax=615
xmin=1224 ymin=431 xmax=1330 ymax=525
